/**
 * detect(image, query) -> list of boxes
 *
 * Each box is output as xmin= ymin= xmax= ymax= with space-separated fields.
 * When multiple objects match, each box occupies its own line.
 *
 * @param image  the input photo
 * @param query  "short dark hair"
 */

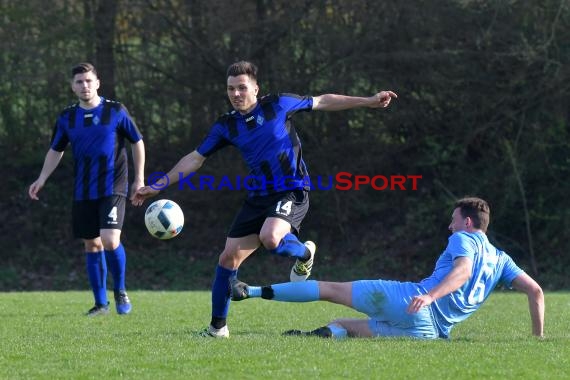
xmin=226 ymin=61 xmax=258 ymax=81
xmin=71 ymin=62 xmax=97 ymax=78
xmin=454 ymin=197 xmax=490 ymax=232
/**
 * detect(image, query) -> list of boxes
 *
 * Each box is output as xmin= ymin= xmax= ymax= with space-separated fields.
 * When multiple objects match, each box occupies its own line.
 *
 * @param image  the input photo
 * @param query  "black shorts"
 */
xmin=227 ymin=190 xmax=310 ymax=238
xmin=72 ymin=195 xmax=126 ymax=239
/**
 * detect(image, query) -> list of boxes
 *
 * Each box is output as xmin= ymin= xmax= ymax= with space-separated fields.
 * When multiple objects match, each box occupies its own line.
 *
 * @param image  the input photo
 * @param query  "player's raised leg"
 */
xmin=231 ymin=280 xmax=352 ymax=305
xmin=231 ymin=279 xmax=355 ymax=338
xmin=260 ymin=216 xmax=316 ymax=281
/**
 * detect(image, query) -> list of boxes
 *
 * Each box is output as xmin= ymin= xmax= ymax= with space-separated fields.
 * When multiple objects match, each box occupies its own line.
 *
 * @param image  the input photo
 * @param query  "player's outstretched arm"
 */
xmin=511 ymin=273 xmax=544 ymax=338
xmin=28 ymin=149 xmax=64 ymax=200
xmin=407 ymin=257 xmax=472 ymax=314
xmin=133 ymin=150 xmax=206 ymax=203
xmin=312 ymin=91 xmax=398 ymax=111
xmin=130 ymin=140 xmax=146 ymax=206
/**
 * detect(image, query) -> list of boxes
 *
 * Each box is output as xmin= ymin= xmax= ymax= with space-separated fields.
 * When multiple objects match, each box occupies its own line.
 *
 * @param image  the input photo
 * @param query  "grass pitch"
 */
xmin=0 ymin=291 xmax=568 ymax=379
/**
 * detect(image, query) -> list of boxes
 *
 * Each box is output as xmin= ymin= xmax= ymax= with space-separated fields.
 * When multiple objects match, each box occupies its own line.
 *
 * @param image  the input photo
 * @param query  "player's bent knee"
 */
xmin=218 ymin=250 xmax=242 ymax=269
xmin=100 ymin=238 xmax=120 ymax=251
xmin=258 ymin=233 xmax=280 ymax=250
xmin=83 ymin=238 xmax=103 ymax=252
xmin=319 ymin=282 xmax=353 ymax=307
xmin=100 ymin=229 xmax=121 ymax=250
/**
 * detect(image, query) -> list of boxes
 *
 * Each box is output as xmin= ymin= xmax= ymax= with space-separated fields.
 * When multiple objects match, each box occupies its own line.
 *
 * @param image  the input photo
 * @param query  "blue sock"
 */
xmin=104 ymin=243 xmax=126 ymax=291
xmin=269 ymin=233 xmax=307 ymax=259
xmin=249 ymin=280 xmax=320 ymax=302
xmin=248 ymin=286 xmax=262 ymax=297
xmin=211 ymin=265 xmax=238 ymax=321
xmin=86 ymin=251 xmax=107 ymax=305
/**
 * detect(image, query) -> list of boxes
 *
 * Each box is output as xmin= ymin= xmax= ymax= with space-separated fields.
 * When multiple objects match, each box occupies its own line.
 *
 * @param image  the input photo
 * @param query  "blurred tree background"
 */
xmin=1 ymin=0 xmax=568 ymax=290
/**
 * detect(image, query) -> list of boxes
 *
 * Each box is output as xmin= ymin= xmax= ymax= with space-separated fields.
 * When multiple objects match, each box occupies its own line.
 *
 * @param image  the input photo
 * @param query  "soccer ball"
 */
xmin=144 ymin=199 xmax=184 ymax=240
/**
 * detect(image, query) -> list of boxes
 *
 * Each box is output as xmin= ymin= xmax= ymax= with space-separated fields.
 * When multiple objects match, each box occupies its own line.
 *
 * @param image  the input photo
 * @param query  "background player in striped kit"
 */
xmin=29 ymin=63 xmax=146 ymax=316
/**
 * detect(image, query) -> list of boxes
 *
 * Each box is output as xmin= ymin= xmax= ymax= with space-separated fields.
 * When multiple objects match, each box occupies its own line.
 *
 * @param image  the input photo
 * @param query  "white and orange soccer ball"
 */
xmin=144 ymin=199 xmax=184 ymax=240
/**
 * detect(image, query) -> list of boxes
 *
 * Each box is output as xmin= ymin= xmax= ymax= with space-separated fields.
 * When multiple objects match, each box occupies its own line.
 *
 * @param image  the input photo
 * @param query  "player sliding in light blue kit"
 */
xmin=134 ymin=60 xmax=398 ymax=338
xmin=231 ymin=197 xmax=545 ymax=339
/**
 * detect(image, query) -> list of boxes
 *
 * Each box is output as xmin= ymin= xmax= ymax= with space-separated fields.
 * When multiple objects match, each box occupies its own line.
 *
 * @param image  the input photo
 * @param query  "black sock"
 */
xmin=261 ymin=286 xmax=275 ymax=300
xmin=301 ymin=246 xmax=311 ymax=261
xmin=211 ymin=316 xmax=226 ymax=329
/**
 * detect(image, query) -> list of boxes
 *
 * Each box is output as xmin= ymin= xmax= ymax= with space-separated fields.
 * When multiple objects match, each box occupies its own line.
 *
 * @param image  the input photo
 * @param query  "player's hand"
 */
xmin=129 ymin=178 xmax=146 ymax=206
xmin=132 ymin=186 xmax=160 ymax=204
xmin=28 ymin=179 xmax=45 ymax=200
xmin=406 ymin=293 xmax=434 ymax=314
xmin=370 ymin=91 xmax=398 ymax=108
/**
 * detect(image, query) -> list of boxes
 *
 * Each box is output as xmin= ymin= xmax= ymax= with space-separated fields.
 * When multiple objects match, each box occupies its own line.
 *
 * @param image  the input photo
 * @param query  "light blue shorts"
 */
xmin=352 ymin=280 xmax=439 ymax=339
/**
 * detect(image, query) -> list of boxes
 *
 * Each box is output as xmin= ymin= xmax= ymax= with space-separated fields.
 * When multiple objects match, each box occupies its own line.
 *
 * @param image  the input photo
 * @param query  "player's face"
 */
xmin=71 ymin=71 xmax=100 ymax=104
xmin=227 ymin=74 xmax=259 ymax=114
xmin=449 ymin=207 xmax=469 ymax=233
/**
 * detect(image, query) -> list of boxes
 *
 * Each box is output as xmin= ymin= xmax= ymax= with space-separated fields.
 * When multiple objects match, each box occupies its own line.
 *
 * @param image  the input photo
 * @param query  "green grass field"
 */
xmin=0 ymin=291 xmax=568 ymax=379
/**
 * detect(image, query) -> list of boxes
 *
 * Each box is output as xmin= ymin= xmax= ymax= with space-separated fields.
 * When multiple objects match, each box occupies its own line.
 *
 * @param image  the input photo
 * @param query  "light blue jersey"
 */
xmin=351 ymin=231 xmax=523 ymax=339
xmin=419 ymin=231 xmax=523 ymax=338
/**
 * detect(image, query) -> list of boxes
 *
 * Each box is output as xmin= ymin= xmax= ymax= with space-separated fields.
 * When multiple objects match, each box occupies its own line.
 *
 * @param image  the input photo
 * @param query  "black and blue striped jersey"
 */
xmin=196 ymin=93 xmax=313 ymax=196
xmin=50 ymin=97 xmax=143 ymax=200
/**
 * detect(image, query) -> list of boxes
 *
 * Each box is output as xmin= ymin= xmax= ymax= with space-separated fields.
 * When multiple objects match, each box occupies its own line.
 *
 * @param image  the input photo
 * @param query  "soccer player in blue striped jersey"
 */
xmin=134 ymin=60 xmax=397 ymax=337
xmin=231 ymin=197 xmax=545 ymax=339
xmin=29 ymin=63 xmax=146 ymax=316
